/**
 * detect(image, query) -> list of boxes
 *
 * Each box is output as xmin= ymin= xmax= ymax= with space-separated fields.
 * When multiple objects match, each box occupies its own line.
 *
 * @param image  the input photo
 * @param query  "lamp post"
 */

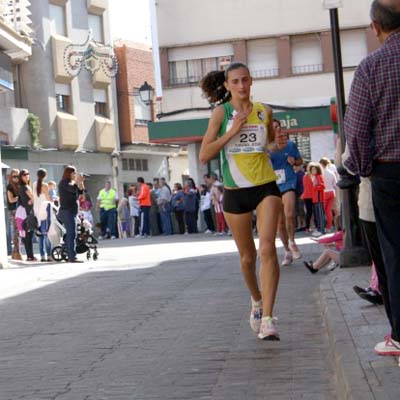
xmin=323 ymin=1 xmax=370 ymax=267
xmin=139 ymin=81 xmax=155 ymax=106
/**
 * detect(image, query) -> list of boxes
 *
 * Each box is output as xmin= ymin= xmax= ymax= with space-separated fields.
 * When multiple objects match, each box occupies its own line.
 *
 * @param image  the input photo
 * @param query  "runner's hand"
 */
xmin=231 ymin=111 xmax=248 ymax=135
xmin=287 ymin=156 xmax=295 ymax=166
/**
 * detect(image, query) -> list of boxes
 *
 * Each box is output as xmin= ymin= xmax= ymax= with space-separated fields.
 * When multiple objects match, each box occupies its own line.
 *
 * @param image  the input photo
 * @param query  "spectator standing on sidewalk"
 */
xmin=128 ymin=186 xmax=140 ymax=237
xmin=58 ymin=166 xmax=84 ymax=263
xmin=271 ymin=119 xmax=303 ymax=266
xmin=343 ymin=0 xmax=400 ymax=356
xmin=319 ymin=158 xmax=337 ymax=232
xmin=18 ymin=169 xmax=36 ymax=261
xmin=172 ymin=183 xmax=185 ymax=234
xmin=158 ymin=178 xmax=172 ymax=235
xmin=200 ymin=62 xmax=282 ymax=340
xmin=200 ymin=184 xmax=215 ymax=234
xmin=6 ymin=169 xmax=21 ymax=260
xmin=294 ymin=164 xmax=306 ymax=231
xmin=214 ymin=184 xmax=227 ymax=236
xmin=310 ymin=163 xmax=326 ymax=237
xmin=301 ymin=163 xmax=316 ymax=233
xmin=183 ymin=180 xmax=198 ymax=234
xmin=33 ymin=168 xmax=53 ymax=262
xmin=96 ymin=181 xmax=118 ymax=239
xmin=137 ymin=177 xmax=151 ymax=238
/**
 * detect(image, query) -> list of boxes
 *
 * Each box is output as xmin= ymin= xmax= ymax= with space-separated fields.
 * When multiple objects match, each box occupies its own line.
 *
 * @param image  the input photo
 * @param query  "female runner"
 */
xmin=199 ymin=63 xmax=282 ymax=340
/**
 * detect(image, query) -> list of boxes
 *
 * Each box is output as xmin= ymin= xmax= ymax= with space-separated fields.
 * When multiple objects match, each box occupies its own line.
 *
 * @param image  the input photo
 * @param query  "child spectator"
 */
xmin=117 ymin=197 xmax=131 ymax=239
xmin=128 ymin=186 xmax=140 ymax=237
xmin=214 ymin=185 xmax=226 ymax=236
xmin=79 ymin=192 xmax=94 ymax=225
xmin=48 ymin=180 xmax=59 ymax=206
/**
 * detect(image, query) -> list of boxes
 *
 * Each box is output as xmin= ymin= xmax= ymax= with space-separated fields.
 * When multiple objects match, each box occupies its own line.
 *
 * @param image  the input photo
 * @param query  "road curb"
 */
xmin=320 ymin=272 xmax=375 ymax=400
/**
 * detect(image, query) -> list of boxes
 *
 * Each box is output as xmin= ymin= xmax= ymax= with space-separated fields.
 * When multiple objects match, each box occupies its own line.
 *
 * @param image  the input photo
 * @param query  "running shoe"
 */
xmin=312 ymin=230 xmax=323 ymax=237
xmin=281 ymin=251 xmax=293 ymax=266
xmin=375 ymin=336 xmax=400 ymax=356
xmin=289 ymin=241 xmax=302 ymax=260
xmin=258 ymin=316 xmax=280 ymax=340
xmin=250 ymin=298 xmax=263 ymax=333
xmin=303 ymin=261 xmax=318 ymax=274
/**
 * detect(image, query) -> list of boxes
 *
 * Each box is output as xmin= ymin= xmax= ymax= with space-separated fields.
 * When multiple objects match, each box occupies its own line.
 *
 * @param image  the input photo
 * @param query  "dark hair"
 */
xmin=273 ymin=119 xmax=281 ymax=127
xmin=203 ymin=173 xmax=210 ymax=179
xmin=137 ymin=177 xmax=144 ymax=183
xmin=370 ymin=0 xmax=400 ymax=32
xmin=62 ymin=165 xmax=76 ymax=181
xmin=153 ymin=177 xmax=159 ymax=183
xmin=174 ymin=182 xmax=183 ymax=191
xmin=309 ymin=163 xmax=323 ymax=175
xmin=36 ymin=168 xmax=47 ymax=196
xmin=187 ymin=177 xmax=196 ymax=188
xmin=200 ymin=62 xmax=250 ymax=105
xmin=8 ymin=168 xmax=20 ymax=193
xmin=18 ymin=169 xmax=30 ymax=185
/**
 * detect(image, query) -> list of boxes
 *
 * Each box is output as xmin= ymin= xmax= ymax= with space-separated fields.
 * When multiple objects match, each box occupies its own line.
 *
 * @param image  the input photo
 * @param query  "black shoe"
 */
xmin=359 ymin=291 xmax=383 ymax=305
xmin=353 ymin=286 xmax=371 ymax=296
xmin=303 ymin=261 xmax=318 ymax=274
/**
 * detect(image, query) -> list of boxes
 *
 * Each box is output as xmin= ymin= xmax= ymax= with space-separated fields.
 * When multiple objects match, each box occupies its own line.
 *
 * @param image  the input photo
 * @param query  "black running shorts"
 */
xmin=223 ymin=181 xmax=281 ymax=214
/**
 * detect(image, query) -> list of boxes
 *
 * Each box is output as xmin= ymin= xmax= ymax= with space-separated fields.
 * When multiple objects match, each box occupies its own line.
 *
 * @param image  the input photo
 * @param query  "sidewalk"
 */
xmin=320 ymin=266 xmax=400 ymax=400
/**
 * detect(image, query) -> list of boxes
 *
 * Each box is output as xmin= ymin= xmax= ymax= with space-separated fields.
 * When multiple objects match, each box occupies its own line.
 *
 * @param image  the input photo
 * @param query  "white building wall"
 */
xmin=156 ymin=0 xmax=372 ymax=47
xmin=310 ymin=131 xmax=336 ymax=162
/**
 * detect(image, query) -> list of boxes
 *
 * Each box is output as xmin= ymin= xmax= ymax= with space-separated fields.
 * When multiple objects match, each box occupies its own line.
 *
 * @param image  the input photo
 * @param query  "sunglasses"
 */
xmin=22 ymin=173 xmax=30 ymax=177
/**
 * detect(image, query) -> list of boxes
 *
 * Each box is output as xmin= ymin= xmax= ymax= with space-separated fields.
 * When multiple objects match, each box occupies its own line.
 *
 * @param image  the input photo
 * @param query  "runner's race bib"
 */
xmin=275 ymin=169 xmax=286 ymax=184
xmin=226 ymin=122 xmax=266 ymax=155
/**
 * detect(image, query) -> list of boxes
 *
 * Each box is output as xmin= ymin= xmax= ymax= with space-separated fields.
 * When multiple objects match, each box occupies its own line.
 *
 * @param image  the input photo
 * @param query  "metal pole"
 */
xmin=329 ymin=8 xmax=370 ymax=267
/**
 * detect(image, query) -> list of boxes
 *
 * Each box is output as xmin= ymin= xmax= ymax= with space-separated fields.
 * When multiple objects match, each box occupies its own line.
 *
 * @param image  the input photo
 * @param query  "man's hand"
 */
xmin=287 ymin=156 xmax=296 ymax=166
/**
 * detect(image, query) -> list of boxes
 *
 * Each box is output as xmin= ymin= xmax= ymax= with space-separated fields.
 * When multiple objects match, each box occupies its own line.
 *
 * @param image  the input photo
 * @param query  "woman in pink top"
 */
xmin=301 ymin=164 xmax=315 ymax=232
xmin=303 ymin=230 xmax=343 ymax=273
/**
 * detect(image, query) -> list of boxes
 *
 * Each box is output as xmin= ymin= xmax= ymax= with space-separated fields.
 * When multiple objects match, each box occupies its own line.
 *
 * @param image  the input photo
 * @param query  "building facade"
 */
xmin=148 ymin=0 xmax=380 ymax=182
xmin=114 ymin=40 xmax=188 ymax=191
xmin=1 ymin=0 xmax=120 ymax=200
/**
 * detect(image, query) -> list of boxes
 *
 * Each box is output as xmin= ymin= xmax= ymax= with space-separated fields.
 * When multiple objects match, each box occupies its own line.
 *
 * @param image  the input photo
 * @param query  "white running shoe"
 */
xmin=281 ymin=251 xmax=293 ymax=266
xmin=258 ymin=316 xmax=280 ymax=340
xmin=289 ymin=241 xmax=301 ymax=260
xmin=312 ymin=230 xmax=323 ymax=237
xmin=250 ymin=298 xmax=263 ymax=333
xmin=204 ymin=229 xmax=212 ymax=234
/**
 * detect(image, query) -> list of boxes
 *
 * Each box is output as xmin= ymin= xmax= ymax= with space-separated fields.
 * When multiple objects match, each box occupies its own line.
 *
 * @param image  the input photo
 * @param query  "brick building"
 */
xmin=114 ymin=40 xmax=187 ymax=191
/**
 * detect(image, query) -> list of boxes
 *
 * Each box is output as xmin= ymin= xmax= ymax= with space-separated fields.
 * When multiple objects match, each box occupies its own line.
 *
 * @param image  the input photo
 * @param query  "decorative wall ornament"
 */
xmin=63 ymin=30 xmax=118 ymax=78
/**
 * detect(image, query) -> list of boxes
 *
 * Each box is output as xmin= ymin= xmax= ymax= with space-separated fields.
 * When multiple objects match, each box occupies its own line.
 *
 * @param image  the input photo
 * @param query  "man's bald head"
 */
xmin=371 ymin=0 xmax=400 ymax=32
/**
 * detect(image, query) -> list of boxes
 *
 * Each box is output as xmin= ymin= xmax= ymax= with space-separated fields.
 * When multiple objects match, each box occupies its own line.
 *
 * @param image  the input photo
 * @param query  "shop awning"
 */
xmin=149 ymin=106 xmax=332 ymax=145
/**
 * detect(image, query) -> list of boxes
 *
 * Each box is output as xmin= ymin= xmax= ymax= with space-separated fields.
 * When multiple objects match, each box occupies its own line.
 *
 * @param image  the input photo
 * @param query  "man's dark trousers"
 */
xmin=371 ymin=163 xmax=400 ymax=341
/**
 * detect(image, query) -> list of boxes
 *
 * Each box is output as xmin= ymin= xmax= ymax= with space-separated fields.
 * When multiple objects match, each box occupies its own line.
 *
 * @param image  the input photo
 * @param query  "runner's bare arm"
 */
xmin=199 ymin=106 xmax=247 ymax=164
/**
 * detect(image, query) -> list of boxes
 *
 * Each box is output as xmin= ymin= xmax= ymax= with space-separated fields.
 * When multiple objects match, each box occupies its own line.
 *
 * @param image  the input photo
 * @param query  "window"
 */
xmin=55 ymin=83 xmax=71 ymax=113
xmin=121 ymin=158 xmax=149 ymax=172
xmin=88 ymin=14 xmax=104 ymax=43
xmin=291 ymin=34 xmax=323 ymax=75
xmin=49 ymin=4 xmax=66 ymax=36
xmin=134 ymin=95 xmax=152 ymax=125
xmin=94 ymin=88 xmax=108 ymax=117
xmin=247 ymin=39 xmax=279 ymax=78
xmin=288 ymin=132 xmax=311 ymax=162
xmin=341 ymin=30 xmax=368 ymax=68
xmin=169 ymin=56 xmax=232 ymax=85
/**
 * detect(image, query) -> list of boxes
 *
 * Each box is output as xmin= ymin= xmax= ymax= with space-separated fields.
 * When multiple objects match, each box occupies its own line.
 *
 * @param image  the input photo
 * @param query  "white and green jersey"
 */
xmin=218 ymin=102 xmax=277 ymax=188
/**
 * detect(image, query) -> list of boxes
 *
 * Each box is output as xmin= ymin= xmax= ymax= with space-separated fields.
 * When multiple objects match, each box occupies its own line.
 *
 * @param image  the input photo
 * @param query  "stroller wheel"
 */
xmin=93 ymin=251 xmax=98 ymax=261
xmin=52 ymin=246 xmax=65 ymax=262
xmin=86 ymin=251 xmax=91 ymax=261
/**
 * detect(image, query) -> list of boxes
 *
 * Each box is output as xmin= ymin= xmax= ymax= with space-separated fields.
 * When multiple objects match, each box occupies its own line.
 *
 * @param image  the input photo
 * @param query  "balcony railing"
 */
xmin=168 ymin=76 xmax=202 ymax=87
xmin=250 ymin=68 xmax=280 ymax=79
xmin=291 ymin=64 xmax=324 ymax=75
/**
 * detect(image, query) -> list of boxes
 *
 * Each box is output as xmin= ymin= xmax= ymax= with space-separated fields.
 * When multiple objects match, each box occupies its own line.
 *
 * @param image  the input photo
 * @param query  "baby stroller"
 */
xmin=51 ymin=213 xmax=99 ymax=262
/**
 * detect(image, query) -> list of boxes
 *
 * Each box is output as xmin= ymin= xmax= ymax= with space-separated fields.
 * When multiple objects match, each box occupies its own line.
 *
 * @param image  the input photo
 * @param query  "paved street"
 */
xmin=0 ymin=236 xmax=337 ymax=400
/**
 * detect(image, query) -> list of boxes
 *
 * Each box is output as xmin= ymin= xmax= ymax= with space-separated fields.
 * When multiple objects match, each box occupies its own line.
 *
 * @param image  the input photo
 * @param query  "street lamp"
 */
xmin=138 ymin=81 xmax=155 ymax=106
xmin=323 ymin=1 xmax=370 ymax=267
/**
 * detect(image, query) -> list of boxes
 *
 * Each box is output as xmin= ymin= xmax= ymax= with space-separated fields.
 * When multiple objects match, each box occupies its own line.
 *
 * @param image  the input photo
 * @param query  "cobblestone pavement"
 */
xmin=0 ymin=239 xmax=337 ymax=400
xmin=321 ymin=267 xmax=400 ymax=400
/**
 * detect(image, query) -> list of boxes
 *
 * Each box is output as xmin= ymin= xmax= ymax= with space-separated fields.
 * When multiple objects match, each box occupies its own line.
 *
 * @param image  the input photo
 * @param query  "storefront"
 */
xmin=149 ymin=106 xmax=334 ymax=183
